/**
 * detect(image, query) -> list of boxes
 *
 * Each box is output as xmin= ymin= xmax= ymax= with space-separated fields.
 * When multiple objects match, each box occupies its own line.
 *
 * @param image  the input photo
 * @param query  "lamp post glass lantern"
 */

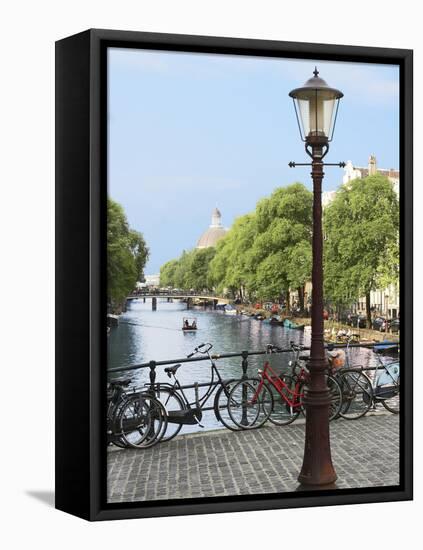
xmin=289 ymin=68 xmax=344 ymax=486
xmin=290 ymin=67 xmax=343 ymax=157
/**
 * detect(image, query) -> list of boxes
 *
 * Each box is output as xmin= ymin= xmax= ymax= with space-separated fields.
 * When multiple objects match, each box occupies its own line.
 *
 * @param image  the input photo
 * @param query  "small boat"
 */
xmin=269 ymin=315 xmax=284 ymax=326
xmin=253 ymin=313 xmax=265 ymax=321
xmin=373 ymin=340 xmax=399 ymax=354
xmin=224 ymin=304 xmax=237 ymax=315
xmin=283 ymin=318 xmax=305 ymax=330
xmin=182 ymin=317 xmax=197 ymax=331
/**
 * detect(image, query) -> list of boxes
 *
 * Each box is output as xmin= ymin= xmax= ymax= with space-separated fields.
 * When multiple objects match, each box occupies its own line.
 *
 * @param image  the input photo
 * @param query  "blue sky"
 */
xmin=108 ymin=48 xmax=399 ymax=274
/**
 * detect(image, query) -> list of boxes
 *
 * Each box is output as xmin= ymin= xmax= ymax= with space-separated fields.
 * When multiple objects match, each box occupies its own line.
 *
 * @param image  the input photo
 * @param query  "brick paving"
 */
xmin=107 ymin=413 xmax=399 ymax=503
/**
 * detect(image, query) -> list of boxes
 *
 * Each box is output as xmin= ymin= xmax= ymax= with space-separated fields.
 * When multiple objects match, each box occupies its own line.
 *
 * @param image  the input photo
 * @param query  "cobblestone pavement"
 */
xmin=107 ymin=413 xmax=399 ymax=503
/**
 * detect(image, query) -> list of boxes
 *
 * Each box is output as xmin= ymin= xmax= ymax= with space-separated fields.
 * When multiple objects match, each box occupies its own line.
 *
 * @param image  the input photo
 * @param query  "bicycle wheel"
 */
xmin=327 ymin=375 xmax=343 ymax=420
xmin=227 ymin=378 xmax=273 ymax=429
xmin=214 ymin=379 xmax=242 ymax=431
xmin=381 ymin=378 xmax=400 ymax=414
xmin=118 ymin=393 xmax=167 ymax=448
xmin=108 ymin=397 xmax=131 ymax=448
xmin=155 ymin=387 xmax=186 ymax=442
xmin=266 ymin=375 xmax=301 ymax=426
xmin=298 ymin=375 xmax=342 ymax=422
xmin=337 ymin=369 xmax=373 ymax=420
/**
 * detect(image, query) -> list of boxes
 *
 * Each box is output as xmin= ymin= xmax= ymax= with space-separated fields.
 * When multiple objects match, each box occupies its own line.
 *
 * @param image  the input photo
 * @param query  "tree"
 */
xmin=160 ymin=259 xmax=180 ymax=287
xmin=208 ymin=183 xmax=313 ymax=304
xmin=186 ymin=248 xmax=216 ymax=290
xmin=209 ymin=213 xmax=257 ymax=299
xmin=285 ymin=240 xmax=312 ymax=311
xmin=248 ymin=183 xmax=313 ymax=304
xmin=324 ymin=174 xmax=399 ymax=327
xmin=107 ymin=198 xmax=149 ymax=307
xmin=160 ymin=248 xmax=216 ymax=291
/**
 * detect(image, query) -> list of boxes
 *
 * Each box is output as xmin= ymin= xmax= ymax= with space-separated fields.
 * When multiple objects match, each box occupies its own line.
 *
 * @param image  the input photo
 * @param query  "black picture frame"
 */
xmin=55 ymin=28 xmax=413 ymax=521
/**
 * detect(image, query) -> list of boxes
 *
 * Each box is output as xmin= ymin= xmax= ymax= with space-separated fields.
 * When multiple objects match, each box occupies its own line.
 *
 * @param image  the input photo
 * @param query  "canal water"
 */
xmin=108 ymin=298 xmax=388 ymax=433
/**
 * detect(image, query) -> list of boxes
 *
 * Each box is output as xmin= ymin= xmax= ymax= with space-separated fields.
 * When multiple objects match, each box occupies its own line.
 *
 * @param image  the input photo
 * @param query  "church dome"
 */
xmin=196 ymin=208 xmax=228 ymax=249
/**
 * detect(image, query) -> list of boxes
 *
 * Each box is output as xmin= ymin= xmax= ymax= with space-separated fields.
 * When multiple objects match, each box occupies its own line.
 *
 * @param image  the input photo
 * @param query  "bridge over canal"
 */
xmin=126 ymin=290 xmax=231 ymax=310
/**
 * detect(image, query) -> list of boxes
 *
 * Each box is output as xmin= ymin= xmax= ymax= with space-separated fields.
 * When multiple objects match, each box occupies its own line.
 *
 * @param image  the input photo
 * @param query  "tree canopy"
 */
xmin=108 ymin=198 xmax=149 ymax=306
xmin=324 ymin=174 xmax=399 ymax=324
xmin=158 ymin=177 xmax=398 ymax=318
xmin=160 ymin=248 xmax=216 ymax=291
xmin=161 ymin=183 xmax=313 ymax=306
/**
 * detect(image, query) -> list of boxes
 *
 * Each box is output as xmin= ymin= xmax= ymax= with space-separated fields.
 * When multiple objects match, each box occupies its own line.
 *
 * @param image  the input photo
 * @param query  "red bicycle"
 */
xmin=227 ymin=343 xmax=342 ymax=429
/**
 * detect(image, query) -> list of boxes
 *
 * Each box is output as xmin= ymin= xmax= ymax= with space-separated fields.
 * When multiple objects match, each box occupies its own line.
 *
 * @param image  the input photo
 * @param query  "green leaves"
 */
xmin=160 ymin=248 xmax=216 ymax=291
xmin=210 ymin=183 xmax=313 ymax=301
xmin=107 ymin=198 xmax=149 ymax=306
xmin=324 ymin=174 xmax=399 ymax=307
xmin=157 ymin=175 xmax=398 ymax=312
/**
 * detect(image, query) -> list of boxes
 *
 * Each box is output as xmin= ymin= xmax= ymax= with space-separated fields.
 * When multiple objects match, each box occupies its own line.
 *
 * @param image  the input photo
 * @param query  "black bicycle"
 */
xmin=107 ymin=377 xmax=167 ymax=449
xmin=335 ymin=347 xmax=400 ymax=419
xmin=107 ymin=377 xmax=133 ymax=448
xmin=149 ymin=343 xmax=242 ymax=441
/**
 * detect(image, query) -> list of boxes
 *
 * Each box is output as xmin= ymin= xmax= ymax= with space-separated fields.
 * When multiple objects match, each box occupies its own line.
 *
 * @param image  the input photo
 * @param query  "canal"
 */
xmin=108 ymin=298 xmax=383 ymax=433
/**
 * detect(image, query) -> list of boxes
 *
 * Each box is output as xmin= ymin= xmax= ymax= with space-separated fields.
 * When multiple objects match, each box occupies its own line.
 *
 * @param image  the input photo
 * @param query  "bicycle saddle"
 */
xmin=164 ymin=363 xmax=182 ymax=376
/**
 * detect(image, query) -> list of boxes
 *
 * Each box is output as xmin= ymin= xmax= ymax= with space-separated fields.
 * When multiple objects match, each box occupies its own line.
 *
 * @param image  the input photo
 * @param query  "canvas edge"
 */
xmin=55 ymin=28 xmax=413 ymax=522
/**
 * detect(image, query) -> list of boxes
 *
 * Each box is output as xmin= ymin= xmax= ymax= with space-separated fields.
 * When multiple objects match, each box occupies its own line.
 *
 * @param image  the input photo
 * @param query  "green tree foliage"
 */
xmin=209 ymin=214 xmax=257 ymax=299
xmin=107 ymin=198 xmax=149 ymax=305
xmin=161 ymin=183 xmax=313 ymax=303
xmin=324 ymin=174 xmax=399 ymax=325
xmin=160 ymin=259 xmax=180 ymax=288
xmin=160 ymin=248 xmax=216 ymax=291
xmin=208 ymin=183 xmax=313 ymax=303
xmin=247 ymin=183 xmax=313 ymax=303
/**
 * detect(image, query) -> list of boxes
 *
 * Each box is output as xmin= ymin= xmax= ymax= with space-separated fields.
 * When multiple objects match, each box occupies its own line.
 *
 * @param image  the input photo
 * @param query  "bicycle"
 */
xmin=370 ymin=347 xmax=400 ymax=413
xmin=148 ymin=343 xmax=242 ymax=441
xmin=333 ymin=339 xmax=400 ymax=419
xmin=227 ymin=343 xmax=342 ymax=429
xmin=107 ymin=376 xmax=168 ymax=449
xmin=107 ymin=377 xmax=133 ymax=448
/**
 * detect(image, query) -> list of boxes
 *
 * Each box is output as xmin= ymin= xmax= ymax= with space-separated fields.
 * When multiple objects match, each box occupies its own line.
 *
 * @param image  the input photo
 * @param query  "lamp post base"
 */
xmin=297 ymin=385 xmax=337 ymax=486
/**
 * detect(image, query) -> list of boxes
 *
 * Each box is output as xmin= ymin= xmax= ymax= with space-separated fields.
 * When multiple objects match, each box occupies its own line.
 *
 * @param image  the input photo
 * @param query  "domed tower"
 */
xmin=196 ymin=208 xmax=228 ymax=249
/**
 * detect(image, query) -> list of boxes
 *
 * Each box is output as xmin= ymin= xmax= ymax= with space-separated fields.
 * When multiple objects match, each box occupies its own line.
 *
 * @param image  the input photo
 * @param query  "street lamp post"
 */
xmin=289 ymin=68 xmax=344 ymax=486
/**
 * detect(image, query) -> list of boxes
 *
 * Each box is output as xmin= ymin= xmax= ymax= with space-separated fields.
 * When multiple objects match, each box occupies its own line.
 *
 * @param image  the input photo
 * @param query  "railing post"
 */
xmin=241 ymin=351 xmax=249 ymax=426
xmin=149 ymin=360 xmax=156 ymax=392
xmin=146 ymin=361 xmax=157 ymax=439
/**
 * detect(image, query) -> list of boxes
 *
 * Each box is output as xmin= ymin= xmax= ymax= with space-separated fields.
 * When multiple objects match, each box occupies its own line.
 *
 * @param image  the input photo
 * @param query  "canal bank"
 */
xmin=231 ymin=305 xmax=398 ymax=343
xmin=107 ymin=413 xmax=399 ymax=503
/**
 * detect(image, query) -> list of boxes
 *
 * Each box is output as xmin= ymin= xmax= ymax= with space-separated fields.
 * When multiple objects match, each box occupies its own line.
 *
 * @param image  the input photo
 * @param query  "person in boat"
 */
xmin=184 ymin=319 xmax=190 ymax=328
xmin=192 ymin=320 xmax=197 ymax=328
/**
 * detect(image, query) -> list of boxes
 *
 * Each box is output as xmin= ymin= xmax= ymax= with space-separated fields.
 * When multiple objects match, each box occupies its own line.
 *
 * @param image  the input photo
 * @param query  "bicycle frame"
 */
xmin=252 ymin=361 xmax=304 ymax=409
xmin=149 ymin=345 xmax=233 ymax=425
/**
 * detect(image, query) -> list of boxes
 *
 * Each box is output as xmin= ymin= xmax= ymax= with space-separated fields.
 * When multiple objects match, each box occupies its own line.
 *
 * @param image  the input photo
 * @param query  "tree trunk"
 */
xmin=366 ymin=290 xmax=372 ymax=328
xmin=286 ymin=289 xmax=290 ymax=313
xmin=298 ymin=286 xmax=305 ymax=312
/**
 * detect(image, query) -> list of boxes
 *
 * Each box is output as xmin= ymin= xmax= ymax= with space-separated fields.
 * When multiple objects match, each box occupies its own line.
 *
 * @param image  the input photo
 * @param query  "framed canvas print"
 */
xmin=55 ymin=29 xmax=413 ymax=521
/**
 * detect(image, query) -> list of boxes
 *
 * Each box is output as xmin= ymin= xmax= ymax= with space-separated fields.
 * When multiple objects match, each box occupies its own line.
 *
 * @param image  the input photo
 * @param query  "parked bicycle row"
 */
xmin=107 ymin=339 xmax=400 ymax=449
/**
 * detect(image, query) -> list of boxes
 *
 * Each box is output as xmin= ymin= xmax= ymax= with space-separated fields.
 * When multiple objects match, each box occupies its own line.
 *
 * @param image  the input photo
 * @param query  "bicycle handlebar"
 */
xmin=187 ymin=343 xmax=213 ymax=358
